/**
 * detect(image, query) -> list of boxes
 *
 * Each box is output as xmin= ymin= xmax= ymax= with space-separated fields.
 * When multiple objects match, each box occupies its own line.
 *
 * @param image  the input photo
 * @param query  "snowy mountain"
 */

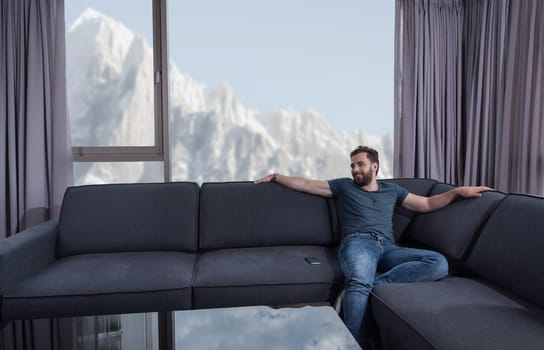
xmin=67 ymin=9 xmax=393 ymax=184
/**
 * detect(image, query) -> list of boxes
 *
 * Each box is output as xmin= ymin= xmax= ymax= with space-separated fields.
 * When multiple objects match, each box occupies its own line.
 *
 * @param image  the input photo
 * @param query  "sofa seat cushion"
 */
xmin=370 ymin=277 xmax=544 ymax=350
xmin=193 ymin=246 xmax=342 ymax=308
xmin=2 ymin=251 xmax=196 ymax=320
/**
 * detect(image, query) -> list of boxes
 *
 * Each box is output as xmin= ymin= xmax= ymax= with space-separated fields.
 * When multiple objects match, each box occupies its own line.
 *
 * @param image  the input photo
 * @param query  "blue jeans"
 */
xmin=337 ymin=232 xmax=449 ymax=343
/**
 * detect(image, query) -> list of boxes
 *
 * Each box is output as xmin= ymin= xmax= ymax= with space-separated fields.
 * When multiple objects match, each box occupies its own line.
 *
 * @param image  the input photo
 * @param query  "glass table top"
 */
xmin=174 ymin=305 xmax=361 ymax=350
xmin=1 ymin=305 xmax=360 ymax=350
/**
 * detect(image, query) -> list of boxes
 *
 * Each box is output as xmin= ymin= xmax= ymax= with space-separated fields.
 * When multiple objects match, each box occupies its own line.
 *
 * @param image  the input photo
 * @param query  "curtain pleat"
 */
xmin=0 ymin=318 xmax=62 ymax=350
xmin=1 ymin=0 xmax=72 ymax=237
xmin=497 ymin=0 xmax=544 ymax=194
xmin=395 ymin=0 xmax=464 ymax=181
xmin=395 ymin=0 xmax=544 ymax=194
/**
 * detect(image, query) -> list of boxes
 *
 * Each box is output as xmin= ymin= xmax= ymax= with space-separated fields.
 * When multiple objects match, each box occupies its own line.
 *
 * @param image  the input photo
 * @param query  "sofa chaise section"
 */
xmin=371 ymin=192 xmax=544 ymax=350
xmin=1 ymin=182 xmax=200 ymax=320
xmin=193 ymin=181 xmax=342 ymax=308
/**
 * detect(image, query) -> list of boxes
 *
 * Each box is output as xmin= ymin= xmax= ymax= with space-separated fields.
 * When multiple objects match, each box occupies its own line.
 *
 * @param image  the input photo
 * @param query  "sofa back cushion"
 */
xmin=57 ymin=182 xmax=199 ymax=257
xmin=405 ymin=184 xmax=504 ymax=259
xmin=199 ymin=182 xmax=334 ymax=250
xmin=379 ymin=178 xmax=437 ymax=241
xmin=466 ymin=194 xmax=544 ymax=308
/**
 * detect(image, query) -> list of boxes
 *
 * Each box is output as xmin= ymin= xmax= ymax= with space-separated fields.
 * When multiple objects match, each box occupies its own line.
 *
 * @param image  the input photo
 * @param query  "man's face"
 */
xmin=350 ymin=152 xmax=377 ymax=187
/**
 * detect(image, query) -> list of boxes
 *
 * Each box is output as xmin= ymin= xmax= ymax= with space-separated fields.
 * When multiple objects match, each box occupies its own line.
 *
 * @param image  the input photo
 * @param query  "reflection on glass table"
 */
xmin=1 ymin=306 xmax=359 ymax=350
xmin=174 ymin=305 xmax=361 ymax=350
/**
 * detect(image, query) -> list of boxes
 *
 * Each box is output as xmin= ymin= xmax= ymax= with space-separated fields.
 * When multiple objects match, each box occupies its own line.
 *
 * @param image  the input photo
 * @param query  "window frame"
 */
xmin=71 ymin=0 xmax=171 ymax=182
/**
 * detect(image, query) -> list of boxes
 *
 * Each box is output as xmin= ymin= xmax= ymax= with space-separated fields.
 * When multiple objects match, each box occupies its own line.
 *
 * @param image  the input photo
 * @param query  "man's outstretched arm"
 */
xmin=402 ymin=186 xmax=493 ymax=213
xmin=255 ymin=173 xmax=333 ymax=198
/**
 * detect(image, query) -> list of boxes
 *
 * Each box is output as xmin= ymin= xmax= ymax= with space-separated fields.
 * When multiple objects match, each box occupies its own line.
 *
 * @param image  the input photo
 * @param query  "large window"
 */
xmin=66 ymin=0 xmax=168 ymax=185
xmin=67 ymin=3 xmax=154 ymax=148
xmin=66 ymin=1 xmax=394 ymax=185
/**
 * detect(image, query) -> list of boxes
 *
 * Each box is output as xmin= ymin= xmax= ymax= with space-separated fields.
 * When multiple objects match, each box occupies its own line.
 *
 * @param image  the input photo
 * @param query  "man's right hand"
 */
xmin=255 ymin=173 xmax=333 ymax=198
xmin=255 ymin=173 xmax=277 ymax=184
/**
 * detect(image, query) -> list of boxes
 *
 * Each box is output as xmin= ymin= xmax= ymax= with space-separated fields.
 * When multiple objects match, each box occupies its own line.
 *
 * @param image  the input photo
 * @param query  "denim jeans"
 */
xmin=337 ymin=232 xmax=449 ymax=344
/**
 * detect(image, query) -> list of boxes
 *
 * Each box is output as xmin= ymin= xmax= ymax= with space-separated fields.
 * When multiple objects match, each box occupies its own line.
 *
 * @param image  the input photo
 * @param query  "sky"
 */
xmin=65 ymin=1 xmax=394 ymax=135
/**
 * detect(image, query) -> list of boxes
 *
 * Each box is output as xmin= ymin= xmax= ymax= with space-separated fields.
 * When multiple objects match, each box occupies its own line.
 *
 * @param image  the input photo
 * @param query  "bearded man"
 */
xmin=256 ymin=145 xmax=491 ymax=346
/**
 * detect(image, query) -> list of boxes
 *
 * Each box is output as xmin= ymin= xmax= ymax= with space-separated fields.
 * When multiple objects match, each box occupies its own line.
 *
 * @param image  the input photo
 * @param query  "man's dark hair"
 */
xmin=350 ymin=145 xmax=380 ymax=174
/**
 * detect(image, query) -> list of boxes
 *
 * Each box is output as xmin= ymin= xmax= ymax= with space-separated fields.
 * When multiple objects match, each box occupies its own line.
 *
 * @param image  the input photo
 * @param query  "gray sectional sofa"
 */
xmin=371 ymin=179 xmax=544 ymax=350
xmin=0 ymin=181 xmax=342 ymax=321
xmin=1 ymin=179 xmax=544 ymax=349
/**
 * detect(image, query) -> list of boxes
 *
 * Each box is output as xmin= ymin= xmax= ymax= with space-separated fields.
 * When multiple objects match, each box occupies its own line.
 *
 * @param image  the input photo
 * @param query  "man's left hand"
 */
xmin=456 ymin=186 xmax=494 ymax=198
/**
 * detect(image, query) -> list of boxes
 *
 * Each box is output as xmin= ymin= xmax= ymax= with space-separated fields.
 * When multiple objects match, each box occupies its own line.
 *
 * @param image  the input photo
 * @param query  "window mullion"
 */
xmin=154 ymin=0 xmax=171 ymax=182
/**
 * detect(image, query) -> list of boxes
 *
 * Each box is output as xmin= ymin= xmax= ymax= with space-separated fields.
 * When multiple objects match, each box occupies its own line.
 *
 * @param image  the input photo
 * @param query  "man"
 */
xmin=256 ymin=145 xmax=491 ymax=345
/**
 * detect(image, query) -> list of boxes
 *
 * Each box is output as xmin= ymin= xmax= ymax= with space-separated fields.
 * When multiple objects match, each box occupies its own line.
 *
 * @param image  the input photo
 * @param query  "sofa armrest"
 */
xmin=0 ymin=219 xmax=58 ymax=295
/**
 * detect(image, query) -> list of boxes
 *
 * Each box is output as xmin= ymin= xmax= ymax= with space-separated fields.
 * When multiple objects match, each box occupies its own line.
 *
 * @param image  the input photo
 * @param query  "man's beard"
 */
xmin=353 ymin=169 xmax=373 ymax=186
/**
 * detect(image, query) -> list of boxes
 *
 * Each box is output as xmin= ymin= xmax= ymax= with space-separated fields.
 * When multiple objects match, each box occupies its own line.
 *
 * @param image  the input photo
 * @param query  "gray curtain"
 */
xmin=394 ymin=0 xmax=544 ymax=194
xmin=1 ymin=319 xmax=61 ymax=350
xmin=1 ymin=0 xmax=72 ymax=238
xmin=394 ymin=0 xmax=464 ymax=182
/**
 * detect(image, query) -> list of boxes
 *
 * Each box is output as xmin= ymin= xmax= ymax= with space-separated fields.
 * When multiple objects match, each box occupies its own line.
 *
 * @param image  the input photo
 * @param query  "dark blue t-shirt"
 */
xmin=327 ymin=178 xmax=409 ymax=241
